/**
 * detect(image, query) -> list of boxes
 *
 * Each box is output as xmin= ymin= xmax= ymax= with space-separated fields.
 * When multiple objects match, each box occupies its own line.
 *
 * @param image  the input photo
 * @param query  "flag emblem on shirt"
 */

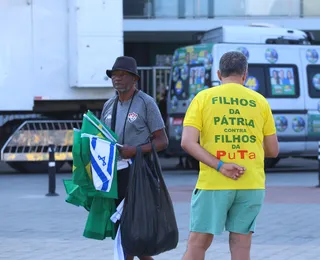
xmin=128 ymin=112 xmax=138 ymax=123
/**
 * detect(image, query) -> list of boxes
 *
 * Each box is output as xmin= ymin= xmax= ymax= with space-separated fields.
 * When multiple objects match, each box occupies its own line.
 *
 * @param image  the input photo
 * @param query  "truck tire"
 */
xmin=7 ymin=161 xmax=64 ymax=174
xmin=264 ymin=158 xmax=281 ymax=169
xmin=67 ymin=161 xmax=73 ymax=167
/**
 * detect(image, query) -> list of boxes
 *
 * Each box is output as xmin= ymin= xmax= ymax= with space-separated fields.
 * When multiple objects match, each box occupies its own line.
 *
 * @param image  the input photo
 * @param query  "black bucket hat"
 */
xmin=106 ymin=56 xmax=140 ymax=80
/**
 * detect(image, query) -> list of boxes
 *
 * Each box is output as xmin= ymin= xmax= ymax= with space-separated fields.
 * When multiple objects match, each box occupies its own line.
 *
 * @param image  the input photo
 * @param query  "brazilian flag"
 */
xmin=80 ymin=110 xmax=118 ymax=199
xmin=63 ymin=110 xmax=119 ymax=240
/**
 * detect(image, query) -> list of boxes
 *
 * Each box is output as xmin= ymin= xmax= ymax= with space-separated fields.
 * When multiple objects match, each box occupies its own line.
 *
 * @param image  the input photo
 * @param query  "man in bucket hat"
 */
xmin=101 ymin=56 xmax=169 ymax=260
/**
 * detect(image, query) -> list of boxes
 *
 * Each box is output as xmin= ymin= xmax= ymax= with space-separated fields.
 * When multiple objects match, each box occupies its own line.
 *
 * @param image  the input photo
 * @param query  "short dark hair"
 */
xmin=219 ymin=51 xmax=248 ymax=78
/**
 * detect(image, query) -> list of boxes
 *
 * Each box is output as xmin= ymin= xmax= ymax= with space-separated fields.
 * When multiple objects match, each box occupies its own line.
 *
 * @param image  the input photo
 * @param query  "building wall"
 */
xmin=123 ymin=0 xmax=320 ymax=66
xmin=123 ymin=0 xmax=320 ymax=19
xmin=123 ymin=0 xmax=320 ymax=32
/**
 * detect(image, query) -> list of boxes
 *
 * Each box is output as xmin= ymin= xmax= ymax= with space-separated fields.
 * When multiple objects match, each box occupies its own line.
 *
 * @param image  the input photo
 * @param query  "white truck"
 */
xmin=0 ymin=0 xmax=123 ymax=173
xmin=166 ymin=24 xmax=320 ymax=169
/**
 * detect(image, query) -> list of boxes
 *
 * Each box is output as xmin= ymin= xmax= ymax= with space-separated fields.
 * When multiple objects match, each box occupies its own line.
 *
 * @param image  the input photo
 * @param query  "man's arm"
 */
xmin=140 ymin=97 xmax=168 ymax=152
xmin=140 ymin=128 xmax=168 ymax=153
xmin=100 ymin=98 xmax=112 ymax=123
xmin=181 ymin=94 xmax=245 ymax=180
xmin=119 ymin=128 xmax=168 ymax=158
xmin=181 ymin=94 xmax=219 ymax=168
xmin=181 ymin=126 xmax=219 ymax=169
xmin=262 ymin=101 xmax=279 ymax=158
xmin=263 ymin=134 xmax=279 ymax=158
xmin=181 ymin=126 xmax=245 ymax=180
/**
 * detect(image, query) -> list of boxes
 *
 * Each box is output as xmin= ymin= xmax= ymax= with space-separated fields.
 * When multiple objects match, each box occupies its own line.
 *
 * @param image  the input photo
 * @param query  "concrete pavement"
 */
xmin=0 ymin=171 xmax=320 ymax=260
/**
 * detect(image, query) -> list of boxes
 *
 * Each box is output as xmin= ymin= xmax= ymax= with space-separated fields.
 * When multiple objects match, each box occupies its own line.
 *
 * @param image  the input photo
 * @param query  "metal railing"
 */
xmin=1 ymin=120 xmax=82 ymax=162
xmin=137 ymin=66 xmax=171 ymax=102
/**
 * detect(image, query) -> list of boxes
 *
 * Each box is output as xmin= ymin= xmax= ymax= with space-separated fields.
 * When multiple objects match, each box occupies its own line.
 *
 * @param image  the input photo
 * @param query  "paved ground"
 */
xmin=0 ymin=156 xmax=318 ymax=174
xmin=1 ymin=168 xmax=320 ymax=260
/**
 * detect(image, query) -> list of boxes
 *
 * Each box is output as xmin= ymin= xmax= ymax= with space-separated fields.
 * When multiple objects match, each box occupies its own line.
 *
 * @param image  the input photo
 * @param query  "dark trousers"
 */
xmin=115 ymin=166 xmax=131 ymax=206
xmin=114 ymin=166 xmax=131 ymax=232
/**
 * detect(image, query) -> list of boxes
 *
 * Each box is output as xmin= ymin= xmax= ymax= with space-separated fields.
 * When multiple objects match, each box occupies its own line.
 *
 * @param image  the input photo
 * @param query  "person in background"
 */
xmin=279 ymin=69 xmax=290 ymax=85
xmin=180 ymin=51 xmax=279 ymax=260
xmin=287 ymin=70 xmax=294 ymax=85
xmin=101 ymin=56 xmax=169 ymax=260
xmin=158 ymin=87 xmax=168 ymax=125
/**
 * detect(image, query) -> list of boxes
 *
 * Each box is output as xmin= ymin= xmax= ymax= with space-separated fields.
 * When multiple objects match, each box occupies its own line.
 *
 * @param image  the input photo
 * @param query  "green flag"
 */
xmin=86 ymin=110 xmax=118 ymax=142
xmin=63 ymin=111 xmax=120 ymax=241
xmin=83 ymin=196 xmax=116 ymax=240
xmin=72 ymin=128 xmax=91 ymax=188
xmin=63 ymin=179 xmax=92 ymax=211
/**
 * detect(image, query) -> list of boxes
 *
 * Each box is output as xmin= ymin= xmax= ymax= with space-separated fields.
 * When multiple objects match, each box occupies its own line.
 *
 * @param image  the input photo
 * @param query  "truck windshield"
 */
xmin=170 ymin=63 xmax=212 ymax=103
xmin=168 ymin=44 xmax=214 ymax=113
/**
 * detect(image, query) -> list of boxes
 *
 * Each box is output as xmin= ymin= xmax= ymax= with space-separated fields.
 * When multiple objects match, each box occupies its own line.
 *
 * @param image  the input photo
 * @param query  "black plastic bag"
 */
xmin=120 ymin=145 xmax=179 ymax=257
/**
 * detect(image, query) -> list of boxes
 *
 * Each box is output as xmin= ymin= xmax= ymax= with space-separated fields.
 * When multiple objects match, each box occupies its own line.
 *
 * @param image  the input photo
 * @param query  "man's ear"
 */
xmin=242 ymin=71 xmax=248 ymax=83
xmin=133 ymin=75 xmax=139 ymax=84
xmin=217 ymin=70 xmax=222 ymax=81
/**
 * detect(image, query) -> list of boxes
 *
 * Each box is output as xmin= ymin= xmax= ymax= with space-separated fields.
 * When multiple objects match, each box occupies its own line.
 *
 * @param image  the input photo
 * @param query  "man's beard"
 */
xmin=114 ymin=85 xmax=131 ymax=93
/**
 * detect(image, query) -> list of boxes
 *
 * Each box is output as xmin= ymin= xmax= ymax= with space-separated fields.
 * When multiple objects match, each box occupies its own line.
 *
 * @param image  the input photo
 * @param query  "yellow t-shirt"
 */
xmin=183 ymin=83 xmax=276 ymax=190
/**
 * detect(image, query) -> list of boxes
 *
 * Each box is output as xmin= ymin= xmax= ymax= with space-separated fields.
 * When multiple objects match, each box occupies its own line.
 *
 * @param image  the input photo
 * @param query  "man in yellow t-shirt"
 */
xmin=181 ymin=51 xmax=279 ymax=260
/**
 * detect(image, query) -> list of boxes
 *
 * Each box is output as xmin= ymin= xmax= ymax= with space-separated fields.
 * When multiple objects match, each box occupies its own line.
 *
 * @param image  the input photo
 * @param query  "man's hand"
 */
xmin=219 ymin=163 xmax=246 ymax=180
xmin=119 ymin=145 xmax=136 ymax=159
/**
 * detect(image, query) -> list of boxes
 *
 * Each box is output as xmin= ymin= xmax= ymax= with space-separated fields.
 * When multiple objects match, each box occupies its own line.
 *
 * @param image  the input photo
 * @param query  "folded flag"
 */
xmin=89 ymin=135 xmax=117 ymax=193
xmin=63 ymin=110 xmax=120 ymax=242
xmin=84 ymin=111 xmax=118 ymax=143
xmin=72 ymin=128 xmax=91 ymax=189
xmin=80 ymin=112 xmax=119 ymax=199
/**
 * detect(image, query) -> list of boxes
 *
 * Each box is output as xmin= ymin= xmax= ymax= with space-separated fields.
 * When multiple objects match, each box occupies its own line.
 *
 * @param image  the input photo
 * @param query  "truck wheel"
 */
xmin=67 ymin=161 xmax=73 ymax=167
xmin=264 ymin=158 xmax=281 ymax=169
xmin=7 ymin=162 xmax=64 ymax=173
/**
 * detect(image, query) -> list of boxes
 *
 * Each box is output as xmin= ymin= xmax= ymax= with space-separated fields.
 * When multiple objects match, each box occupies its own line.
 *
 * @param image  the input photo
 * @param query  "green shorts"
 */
xmin=190 ymin=189 xmax=265 ymax=235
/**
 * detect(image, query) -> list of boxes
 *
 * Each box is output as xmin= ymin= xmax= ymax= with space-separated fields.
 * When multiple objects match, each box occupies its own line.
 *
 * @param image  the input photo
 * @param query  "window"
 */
xmin=245 ymin=65 xmax=267 ymax=96
xmin=245 ymin=64 xmax=299 ymax=98
xmin=307 ymin=65 xmax=320 ymax=98
xmin=185 ymin=0 xmax=209 ymax=17
xmin=170 ymin=63 xmax=212 ymax=102
xmin=188 ymin=64 xmax=211 ymax=99
xmin=267 ymin=65 xmax=299 ymax=98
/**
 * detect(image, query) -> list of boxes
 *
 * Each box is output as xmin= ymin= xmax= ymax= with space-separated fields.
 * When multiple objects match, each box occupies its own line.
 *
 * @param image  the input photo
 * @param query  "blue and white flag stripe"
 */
xmin=82 ymin=134 xmax=117 ymax=192
xmin=90 ymin=136 xmax=116 ymax=192
xmin=90 ymin=137 xmax=113 ymax=191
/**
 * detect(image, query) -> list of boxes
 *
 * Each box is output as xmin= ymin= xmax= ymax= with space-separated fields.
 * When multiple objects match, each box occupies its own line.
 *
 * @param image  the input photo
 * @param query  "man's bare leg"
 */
xmin=182 ymin=232 xmax=213 ymax=260
xmin=229 ymin=232 xmax=252 ymax=260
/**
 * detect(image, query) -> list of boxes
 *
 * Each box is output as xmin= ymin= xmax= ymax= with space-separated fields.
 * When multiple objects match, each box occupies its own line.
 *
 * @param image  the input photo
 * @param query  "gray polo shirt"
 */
xmin=101 ymin=90 xmax=165 ymax=148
